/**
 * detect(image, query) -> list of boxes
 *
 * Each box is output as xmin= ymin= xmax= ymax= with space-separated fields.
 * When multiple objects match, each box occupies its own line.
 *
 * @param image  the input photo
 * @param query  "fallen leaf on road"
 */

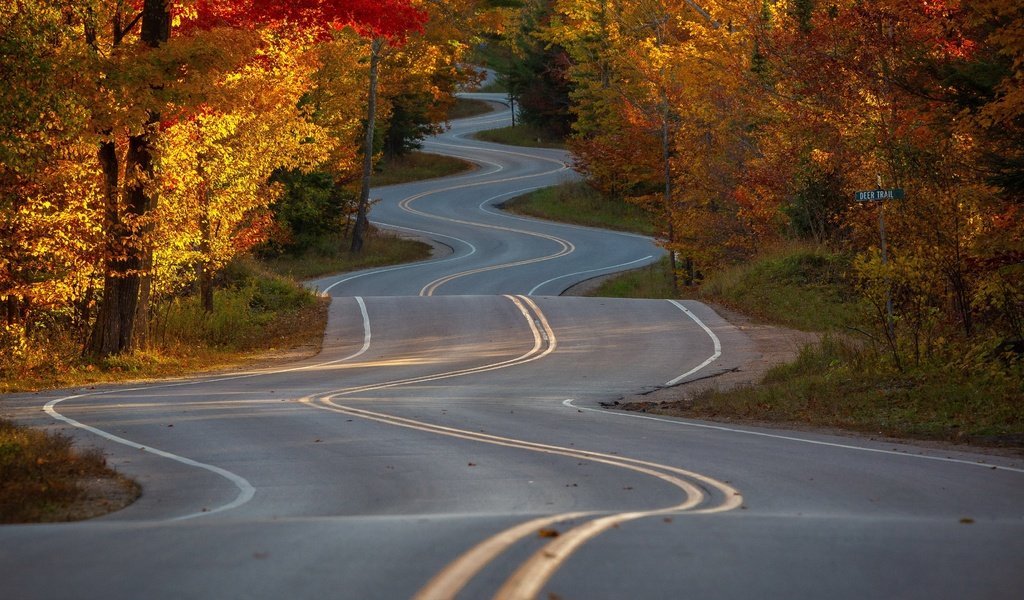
xmin=538 ymin=528 xmax=560 ymax=538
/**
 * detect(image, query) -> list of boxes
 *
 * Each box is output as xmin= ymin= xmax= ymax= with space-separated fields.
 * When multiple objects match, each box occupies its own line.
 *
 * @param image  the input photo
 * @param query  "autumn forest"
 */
xmin=2 ymin=0 xmax=1022 ymax=398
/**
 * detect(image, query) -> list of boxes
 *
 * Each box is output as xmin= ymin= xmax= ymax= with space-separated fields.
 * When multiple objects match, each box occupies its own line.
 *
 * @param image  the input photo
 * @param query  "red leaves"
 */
xmin=178 ymin=0 xmax=427 ymax=40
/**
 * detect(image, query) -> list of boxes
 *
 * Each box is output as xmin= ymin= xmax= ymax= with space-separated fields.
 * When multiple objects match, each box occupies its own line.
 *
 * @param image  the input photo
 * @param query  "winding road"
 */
xmin=3 ymin=96 xmax=1022 ymax=600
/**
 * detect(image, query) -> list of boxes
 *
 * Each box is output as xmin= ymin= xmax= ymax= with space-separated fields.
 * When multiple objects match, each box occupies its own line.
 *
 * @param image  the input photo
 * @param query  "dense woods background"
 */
xmin=492 ymin=0 xmax=1022 ymax=375
xmin=1 ymin=0 xmax=486 ymax=375
xmin=2 ymin=1 xmax=1022 ymax=393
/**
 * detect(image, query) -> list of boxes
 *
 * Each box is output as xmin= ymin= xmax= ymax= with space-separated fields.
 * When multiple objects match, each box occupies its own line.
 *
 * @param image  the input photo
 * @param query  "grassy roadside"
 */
xmin=260 ymin=227 xmax=432 ymax=281
xmin=498 ymin=180 xmax=1022 ymax=448
xmin=668 ymin=335 xmax=1024 ymax=445
xmin=473 ymin=123 xmax=566 ymax=149
xmin=449 ymin=98 xmax=494 ymax=120
xmin=373 ymin=151 xmax=474 ymax=187
xmin=596 ymin=247 xmax=1023 ymax=448
xmin=588 ymin=257 xmax=677 ymax=299
xmin=502 ymin=181 xmax=655 ymax=236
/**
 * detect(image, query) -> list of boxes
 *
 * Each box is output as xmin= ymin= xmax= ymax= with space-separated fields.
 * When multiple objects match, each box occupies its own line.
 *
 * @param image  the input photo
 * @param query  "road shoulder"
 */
xmin=611 ymin=303 xmax=1024 ymax=461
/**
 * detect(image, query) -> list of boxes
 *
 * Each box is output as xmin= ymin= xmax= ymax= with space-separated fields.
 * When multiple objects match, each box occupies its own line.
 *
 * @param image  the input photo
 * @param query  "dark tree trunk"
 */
xmin=88 ymin=137 xmax=136 ymax=356
xmin=198 ymin=172 xmax=214 ymax=313
xmin=351 ymin=38 xmax=384 ymax=254
xmin=87 ymin=0 xmax=168 ymax=358
xmin=661 ymin=87 xmax=679 ymax=295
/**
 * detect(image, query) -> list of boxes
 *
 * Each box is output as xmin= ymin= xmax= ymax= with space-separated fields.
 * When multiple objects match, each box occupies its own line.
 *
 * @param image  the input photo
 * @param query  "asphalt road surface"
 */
xmin=3 ymin=97 xmax=1022 ymax=600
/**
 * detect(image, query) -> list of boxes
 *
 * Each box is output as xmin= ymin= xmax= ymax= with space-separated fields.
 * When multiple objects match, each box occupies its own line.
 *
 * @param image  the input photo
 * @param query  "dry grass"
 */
xmin=1 ymin=420 xmax=139 ymax=523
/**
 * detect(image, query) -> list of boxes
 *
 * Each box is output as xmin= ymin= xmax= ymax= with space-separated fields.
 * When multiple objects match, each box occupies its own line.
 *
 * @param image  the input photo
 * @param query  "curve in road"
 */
xmin=3 ymin=96 xmax=1022 ymax=600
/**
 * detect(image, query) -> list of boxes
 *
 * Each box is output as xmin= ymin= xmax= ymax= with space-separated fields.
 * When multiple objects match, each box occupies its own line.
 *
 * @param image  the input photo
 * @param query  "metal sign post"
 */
xmin=854 ymin=177 xmax=905 ymax=341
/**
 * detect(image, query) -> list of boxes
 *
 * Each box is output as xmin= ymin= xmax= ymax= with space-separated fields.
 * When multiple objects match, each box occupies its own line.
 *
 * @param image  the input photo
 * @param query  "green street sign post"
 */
xmin=855 ymin=182 xmax=906 ymax=344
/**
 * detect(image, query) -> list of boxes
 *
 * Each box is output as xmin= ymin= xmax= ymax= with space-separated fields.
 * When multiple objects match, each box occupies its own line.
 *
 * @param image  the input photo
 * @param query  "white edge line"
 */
xmin=562 ymin=400 xmax=1024 ymax=474
xmin=40 ymin=296 xmax=375 ymax=521
xmin=43 ymin=397 xmax=256 ymax=522
xmin=564 ymin=283 xmax=1023 ymax=474
xmin=665 ymin=300 xmax=722 ymax=386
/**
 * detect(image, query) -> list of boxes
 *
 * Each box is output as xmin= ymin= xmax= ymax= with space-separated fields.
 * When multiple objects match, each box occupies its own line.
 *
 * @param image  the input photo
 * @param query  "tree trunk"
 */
xmin=198 ymin=167 xmax=214 ymax=313
xmin=661 ymin=83 xmax=679 ymax=295
xmin=89 ymin=137 xmax=138 ymax=356
xmin=87 ymin=0 xmax=168 ymax=358
xmin=351 ymin=38 xmax=384 ymax=254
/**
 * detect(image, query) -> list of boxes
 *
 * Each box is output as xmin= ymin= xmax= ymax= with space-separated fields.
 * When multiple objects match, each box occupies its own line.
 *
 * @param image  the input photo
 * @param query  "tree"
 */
xmin=87 ymin=0 xmax=172 ymax=357
xmin=0 ymin=0 xmax=101 ymax=364
xmin=155 ymin=36 xmax=332 ymax=311
xmin=84 ymin=0 xmax=427 ymax=356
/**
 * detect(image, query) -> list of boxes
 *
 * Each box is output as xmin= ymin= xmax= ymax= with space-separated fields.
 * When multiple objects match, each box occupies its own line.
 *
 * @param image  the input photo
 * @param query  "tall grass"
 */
xmin=155 ymin=266 xmax=315 ymax=351
xmin=700 ymin=243 xmax=860 ymax=331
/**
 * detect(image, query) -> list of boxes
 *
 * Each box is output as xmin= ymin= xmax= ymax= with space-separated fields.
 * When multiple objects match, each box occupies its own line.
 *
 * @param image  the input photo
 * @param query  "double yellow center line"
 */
xmin=303 ymin=295 xmax=741 ymax=599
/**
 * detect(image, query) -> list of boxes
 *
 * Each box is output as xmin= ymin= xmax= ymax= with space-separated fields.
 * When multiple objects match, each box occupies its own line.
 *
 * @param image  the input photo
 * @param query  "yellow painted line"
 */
xmin=303 ymin=296 xmax=553 ymax=399
xmin=496 ymin=510 xmax=673 ymax=600
xmin=405 ymin=196 xmax=576 ymax=296
xmin=495 ymin=503 xmax=726 ymax=600
xmin=314 ymin=402 xmax=708 ymax=600
xmin=411 ymin=512 xmax=596 ymax=600
xmin=298 ymin=296 xmax=741 ymax=599
xmin=389 ymin=174 xmax=577 ymax=297
xmin=420 ymin=238 xmax=573 ymax=296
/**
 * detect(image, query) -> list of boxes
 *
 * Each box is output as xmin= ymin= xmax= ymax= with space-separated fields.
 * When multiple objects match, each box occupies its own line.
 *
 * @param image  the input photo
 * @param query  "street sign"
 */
xmin=854 ymin=188 xmax=904 ymax=202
